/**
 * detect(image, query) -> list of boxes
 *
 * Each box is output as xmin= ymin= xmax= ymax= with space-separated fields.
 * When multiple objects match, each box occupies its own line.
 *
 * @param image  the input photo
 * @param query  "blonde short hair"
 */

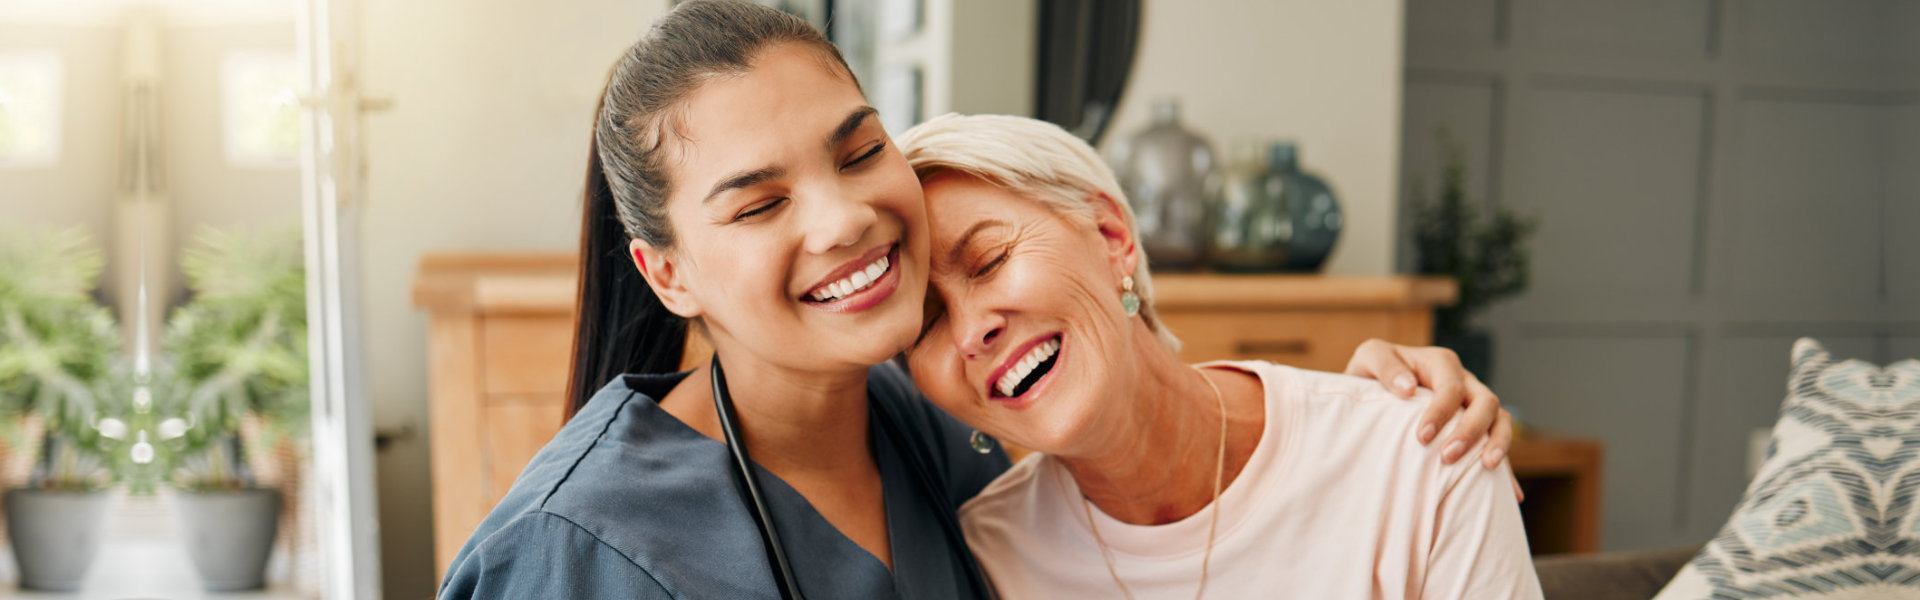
xmin=898 ymin=113 xmax=1180 ymax=352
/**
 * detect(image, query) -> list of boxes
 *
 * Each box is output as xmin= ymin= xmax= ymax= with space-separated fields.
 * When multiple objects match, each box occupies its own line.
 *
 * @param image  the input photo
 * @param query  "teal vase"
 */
xmin=1205 ymin=141 xmax=1342 ymax=272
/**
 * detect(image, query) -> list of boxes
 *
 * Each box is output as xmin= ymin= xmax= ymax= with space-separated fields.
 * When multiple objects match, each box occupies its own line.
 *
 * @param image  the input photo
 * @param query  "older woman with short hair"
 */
xmin=897 ymin=114 xmax=1543 ymax=599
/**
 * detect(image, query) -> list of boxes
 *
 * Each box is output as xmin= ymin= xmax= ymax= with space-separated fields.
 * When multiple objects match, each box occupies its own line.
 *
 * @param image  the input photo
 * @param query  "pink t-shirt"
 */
xmin=958 ymin=361 xmax=1544 ymax=599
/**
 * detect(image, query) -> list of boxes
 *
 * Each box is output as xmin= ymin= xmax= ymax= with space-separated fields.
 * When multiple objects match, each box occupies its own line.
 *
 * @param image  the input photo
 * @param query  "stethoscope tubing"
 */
xmin=712 ymin=356 xmax=807 ymax=600
xmin=710 ymin=354 xmax=996 ymax=600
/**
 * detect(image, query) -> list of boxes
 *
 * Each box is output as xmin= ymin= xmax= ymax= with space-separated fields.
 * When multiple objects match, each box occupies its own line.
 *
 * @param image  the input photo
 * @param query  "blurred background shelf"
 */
xmin=1509 ymin=436 xmax=1605 ymax=555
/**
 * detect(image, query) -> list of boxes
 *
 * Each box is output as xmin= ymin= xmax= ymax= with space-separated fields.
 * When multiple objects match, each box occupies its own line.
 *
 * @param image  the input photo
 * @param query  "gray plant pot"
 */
xmin=175 ymin=488 xmax=281 ymax=591
xmin=3 ymin=488 xmax=111 ymax=591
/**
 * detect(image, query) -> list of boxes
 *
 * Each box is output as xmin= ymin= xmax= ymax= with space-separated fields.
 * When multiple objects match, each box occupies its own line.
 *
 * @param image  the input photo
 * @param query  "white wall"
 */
xmin=1100 ymin=0 xmax=1406 ymax=275
xmin=356 ymin=0 xmax=669 ymax=596
xmin=163 ymin=20 xmax=302 ymax=298
xmin=945 ymin=0 xmax=1036 ymax=117
xmin=0 ymin=22 xmax=121 ymax=287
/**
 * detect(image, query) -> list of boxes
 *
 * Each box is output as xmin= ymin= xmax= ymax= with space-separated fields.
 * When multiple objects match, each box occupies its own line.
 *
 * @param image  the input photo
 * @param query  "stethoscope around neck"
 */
xmin=709 ymin=355 xmax=997 ymax=600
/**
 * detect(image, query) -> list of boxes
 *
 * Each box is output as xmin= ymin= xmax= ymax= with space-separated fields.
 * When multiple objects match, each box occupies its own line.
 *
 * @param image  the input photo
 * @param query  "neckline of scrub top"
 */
xmin=621 ymin=369 xmax=968 ymax=599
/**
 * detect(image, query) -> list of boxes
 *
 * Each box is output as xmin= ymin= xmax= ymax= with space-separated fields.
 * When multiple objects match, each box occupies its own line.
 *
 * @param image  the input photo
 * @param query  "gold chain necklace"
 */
xmin=1075 ymin=366 xmax=1228 ymax=600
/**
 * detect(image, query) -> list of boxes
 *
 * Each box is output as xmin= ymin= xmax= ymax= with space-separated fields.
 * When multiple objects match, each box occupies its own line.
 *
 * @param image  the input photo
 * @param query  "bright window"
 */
xmin=220 ymin=52 xmax=300 ymax=166
xmin=0 ymin=51 xmax=64 ymax=167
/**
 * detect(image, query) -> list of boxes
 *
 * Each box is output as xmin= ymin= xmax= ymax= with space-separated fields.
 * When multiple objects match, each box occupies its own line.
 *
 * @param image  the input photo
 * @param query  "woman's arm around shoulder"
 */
xmin=438 ymin=511 xmax=675 ymax=600
xmin=1421 ymin=459 xmax=1544 ymax=600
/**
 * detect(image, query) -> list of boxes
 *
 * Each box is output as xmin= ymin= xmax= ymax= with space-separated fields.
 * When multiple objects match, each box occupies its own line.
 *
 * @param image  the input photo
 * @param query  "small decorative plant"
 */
xmin=161 ymin=226 xmax=308 ymax=491
xmin=1411 ymin=129 xmax=1537 ymax=340
xmin=0 ymin=226 xmax=124 ymax=491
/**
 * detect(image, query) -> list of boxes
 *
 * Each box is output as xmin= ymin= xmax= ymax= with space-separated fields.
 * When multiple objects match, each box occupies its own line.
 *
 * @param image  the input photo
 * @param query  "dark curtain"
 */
xmin=1035 ymin=0 xmax=1141 ymax=146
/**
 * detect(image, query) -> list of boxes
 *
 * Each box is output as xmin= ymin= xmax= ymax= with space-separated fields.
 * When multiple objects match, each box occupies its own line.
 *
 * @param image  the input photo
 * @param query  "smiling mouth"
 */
xmin=992 ymin=335 xmax=1062 ymax=399
xmin=803 ymin=244 xmax=897 ymax=305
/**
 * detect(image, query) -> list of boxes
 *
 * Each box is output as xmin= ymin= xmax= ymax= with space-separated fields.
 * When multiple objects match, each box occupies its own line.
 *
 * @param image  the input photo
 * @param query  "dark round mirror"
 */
xmin=1035 ymin=0 xmax=1141 ymax=146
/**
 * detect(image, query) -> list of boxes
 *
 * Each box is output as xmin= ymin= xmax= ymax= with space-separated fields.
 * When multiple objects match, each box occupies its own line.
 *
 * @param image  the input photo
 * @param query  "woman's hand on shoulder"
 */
xmin=1343 ymin=338 xmax=1522 ymax=503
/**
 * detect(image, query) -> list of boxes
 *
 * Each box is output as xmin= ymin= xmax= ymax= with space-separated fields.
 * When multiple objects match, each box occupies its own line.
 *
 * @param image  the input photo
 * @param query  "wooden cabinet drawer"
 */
xmin=481 ymin=315 xmax=574 ymax=395
xmin=1158 ymin=310 xmax=1398 ymax=371
xmin=481 ymin=401 xmax=564 ymax=503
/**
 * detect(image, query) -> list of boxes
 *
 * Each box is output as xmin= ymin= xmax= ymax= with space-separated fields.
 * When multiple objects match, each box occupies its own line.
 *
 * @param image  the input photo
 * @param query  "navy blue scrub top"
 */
xmin=437 ymin=362 xmax=1011 ymax=599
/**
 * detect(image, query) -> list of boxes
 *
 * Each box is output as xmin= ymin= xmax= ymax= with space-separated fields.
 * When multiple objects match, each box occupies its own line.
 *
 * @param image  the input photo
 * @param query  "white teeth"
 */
xmin=995 ymin=338 xmax=1061 ymax=397
xmin=808 ymin=253 xmax=892 ymax=303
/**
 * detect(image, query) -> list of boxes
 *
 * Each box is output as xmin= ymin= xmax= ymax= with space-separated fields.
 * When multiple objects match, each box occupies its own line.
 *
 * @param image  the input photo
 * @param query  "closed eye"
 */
xmin=733 ymin=197 xmax=786 ymax=222
xmin=844 ymin=143 xmax=885 ymax=169
xmin=972 ymin=252 xmax=1008 ymax=278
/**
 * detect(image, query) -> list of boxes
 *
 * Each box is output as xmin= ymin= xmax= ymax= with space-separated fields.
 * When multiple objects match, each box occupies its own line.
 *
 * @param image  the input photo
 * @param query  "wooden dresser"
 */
xmin=414 ymin=253 xmax=1462 ymax=575
xmin=413 ymin=254 xmax=577 ymax=577
xmin=1150 ymin=274 xmax=1454 ymax=368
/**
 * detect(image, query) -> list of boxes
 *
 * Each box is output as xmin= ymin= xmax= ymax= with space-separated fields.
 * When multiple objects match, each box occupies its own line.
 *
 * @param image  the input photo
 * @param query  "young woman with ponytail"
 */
xmin=438 ymin=2 xmax=1510 ymax=598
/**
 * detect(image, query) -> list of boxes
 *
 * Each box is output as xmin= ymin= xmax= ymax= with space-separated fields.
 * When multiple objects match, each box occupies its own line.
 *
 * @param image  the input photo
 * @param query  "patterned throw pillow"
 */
xmin=1654 ymin=338 xmax=1920 ymax=599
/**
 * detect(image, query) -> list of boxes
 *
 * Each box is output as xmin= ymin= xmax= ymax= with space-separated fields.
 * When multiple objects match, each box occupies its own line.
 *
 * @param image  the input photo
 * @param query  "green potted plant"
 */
xmin=1410 ymin=130 xmax=1536 ymax=384
xmin=159 ymin=226 xmax=308 ymax=591
xmin=0 ymin=227 xmax=124 ymax=590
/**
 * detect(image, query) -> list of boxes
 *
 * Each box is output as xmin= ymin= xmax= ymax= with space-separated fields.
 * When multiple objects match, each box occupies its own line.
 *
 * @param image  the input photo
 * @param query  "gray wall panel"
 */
xmin=1726 ymin=99 xmax=1883 ymax=318
xmin=1499 ymin=335 xmax=1691 ymax=551
xmin=1402 ymin=81 xmax=1499 ymax=205
xmin=1738 ymin=0 xmax=1912 ymax=68
xmin=1889 ymin=103 xmax=1920 ymax=313
xmin=1900 ymin=3 xmax=1920 ymax=67
xmin=1529 ymin=0 xmax=1711 ymax=59
xmin=1892 ymin=338 xmax=1920 ymax=363
xmin=1406 ymin=0 xmax=1502 ymax=50
xmin=1508 ymin=89 xmax=1705 ymax=320
xmin=1400 ymin=80 xmax=1500 ymax=272
xmin=1407 ymin=0 xmax=1905 ymax=553
xmin=1684 ymin=334 xmax=1879 ymax=541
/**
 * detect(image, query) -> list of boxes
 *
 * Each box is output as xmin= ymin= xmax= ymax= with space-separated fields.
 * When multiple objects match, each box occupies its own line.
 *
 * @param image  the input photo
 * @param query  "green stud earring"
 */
xmin=969 ymin=430 xmax=995 ymax=454
xmin=1120 ymin=276 xmax=1141 ymax=317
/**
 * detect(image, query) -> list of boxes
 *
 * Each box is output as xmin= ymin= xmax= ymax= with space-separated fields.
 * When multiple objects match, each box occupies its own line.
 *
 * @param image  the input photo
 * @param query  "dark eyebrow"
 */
xmin=701 ymin=107 xmax=878 ymax=204
xmin=947 ymin=219 xmax=1009 ymax=266
xmin=830 ymin=106 xmax=880 ymax=151
xmin=703 ymin=166 xmax=785 ymax=204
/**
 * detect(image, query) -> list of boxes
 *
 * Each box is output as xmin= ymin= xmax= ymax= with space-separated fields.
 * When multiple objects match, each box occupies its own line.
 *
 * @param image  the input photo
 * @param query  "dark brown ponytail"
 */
xmin=564 ymin=0 xmax=855 ymax=416
xmin=566 ymin=128 xmax=688 ymax=418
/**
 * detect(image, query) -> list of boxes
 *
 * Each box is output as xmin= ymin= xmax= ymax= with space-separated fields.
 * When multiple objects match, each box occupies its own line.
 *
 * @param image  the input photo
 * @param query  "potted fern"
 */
xmin=161 ymin=226 xmax=309 ymax=591
xmin=0 ymin=227 xmax=124 ymax=590
xmin=1410 ymin=130 xmax=1536 ymax=384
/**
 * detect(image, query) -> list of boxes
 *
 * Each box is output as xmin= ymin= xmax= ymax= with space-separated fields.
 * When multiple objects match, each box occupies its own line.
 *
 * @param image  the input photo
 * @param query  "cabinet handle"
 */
xmin=1235 ymin=339 xmax=1311 ymax=355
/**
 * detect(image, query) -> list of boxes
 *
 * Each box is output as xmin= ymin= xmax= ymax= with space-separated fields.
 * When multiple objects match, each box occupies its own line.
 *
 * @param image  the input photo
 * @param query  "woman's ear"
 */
xmin=630 ymin=238 xmax=705 ymax=319
xmin=1086 ymin=190 xmax=1140 ymax=280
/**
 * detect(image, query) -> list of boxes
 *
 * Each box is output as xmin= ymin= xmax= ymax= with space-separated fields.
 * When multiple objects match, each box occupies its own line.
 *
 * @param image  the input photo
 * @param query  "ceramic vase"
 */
xmin=1111 ymin=99 xmax=1216 ymax=270
xmin=1206 ymin=140 xmax=1342 ymax=272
